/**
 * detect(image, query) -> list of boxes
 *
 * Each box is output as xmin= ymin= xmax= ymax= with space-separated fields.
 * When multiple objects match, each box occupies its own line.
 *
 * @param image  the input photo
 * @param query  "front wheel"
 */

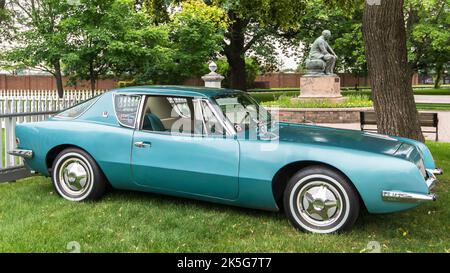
xmin=51 ymin=148 xmax=106 ymax=202
xmin=283 ymin=166 xmax=360 ymax=233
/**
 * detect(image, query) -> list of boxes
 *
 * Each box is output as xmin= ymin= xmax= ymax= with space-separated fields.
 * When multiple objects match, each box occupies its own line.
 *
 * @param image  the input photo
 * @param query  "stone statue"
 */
xmin=305 ymin=30 xmax=338 ymax=76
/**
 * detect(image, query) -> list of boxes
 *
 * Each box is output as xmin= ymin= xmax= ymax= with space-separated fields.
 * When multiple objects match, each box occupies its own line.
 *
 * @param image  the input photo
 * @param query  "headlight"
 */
xmin=417 ymin=159 xmax=427 ymax=178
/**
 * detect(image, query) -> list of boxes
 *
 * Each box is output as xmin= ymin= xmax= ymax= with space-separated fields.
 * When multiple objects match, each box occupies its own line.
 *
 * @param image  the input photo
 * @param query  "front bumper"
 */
xmin=382 ymin=168 xmax=442 ymax=203
xmin=8 ymin=149 xmax=33 ymax=159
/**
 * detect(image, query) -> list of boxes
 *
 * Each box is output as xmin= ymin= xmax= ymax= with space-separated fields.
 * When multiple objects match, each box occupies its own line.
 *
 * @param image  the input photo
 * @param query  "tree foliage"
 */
xmin=124 ymin=0 xmax=228 ymax=84
xmin=407 ymin=0 xmax=449 ymax=88
xmin=1 ymin=0 xmax=228 ymax=95
xmin=1 ymin=0 xmax=74 ymax=97
xmin=296 ymin=0 xmax=447 ymax=88
xmin=1 ymin=0 xmax=447 ymax=96
xmin=0 ymin=0 xmax=6 ymax=22
xmin=63 ymin=0 xmax=159 ymax=92
xmin=165 ymin=0 xmax=228 ymax=82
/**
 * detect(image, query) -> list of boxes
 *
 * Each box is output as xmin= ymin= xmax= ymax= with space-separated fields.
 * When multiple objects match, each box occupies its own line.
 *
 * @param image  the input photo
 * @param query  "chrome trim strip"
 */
xmin=202 ymin=99 xmax=236 ymax=137
xmin=193 ymin=98 xmax=209 ymax=136
xmin=382 ymin=191 xmax=437 ymax=203
xmin=427 ymin=168 xmax=443 ymax=176
xmin=8 ymin=149 xmax=33 ymax=159
xmin=135 ymin=95 xmax=147 ymax=130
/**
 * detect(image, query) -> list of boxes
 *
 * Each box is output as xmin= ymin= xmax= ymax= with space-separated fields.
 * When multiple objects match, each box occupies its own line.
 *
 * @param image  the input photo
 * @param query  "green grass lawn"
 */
xmin=0 ymin=142 xmax=449 ymax=253
xmin=262 ymin=95 xmax=373 ymax=108
xmin=416 ymin=103 xmax=450 ymax=110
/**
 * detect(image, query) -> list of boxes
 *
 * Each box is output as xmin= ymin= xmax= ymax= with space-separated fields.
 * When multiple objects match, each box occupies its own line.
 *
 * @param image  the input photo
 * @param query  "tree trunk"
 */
xmin=362 ymin=0 xmax=424 ymax=142
xmin=89 ymin=62 xmax=96 ymax=96
xmin=434 ymin=63 xmax=443 ymax=89
xmin=225 ymin=13 xmax=247 ymax=91
xmin=53 ymin=60 xmax=64 ymax=98
xmin=0 ymin=0 xmax=5 ymax=24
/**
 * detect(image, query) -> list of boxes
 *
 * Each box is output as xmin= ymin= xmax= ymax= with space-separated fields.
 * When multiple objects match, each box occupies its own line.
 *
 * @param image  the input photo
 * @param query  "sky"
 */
xmin=278 ymin=46 xmax=302 ymax=71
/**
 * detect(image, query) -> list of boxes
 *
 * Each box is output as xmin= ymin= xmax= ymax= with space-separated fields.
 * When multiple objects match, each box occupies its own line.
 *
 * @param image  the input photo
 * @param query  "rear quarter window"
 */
xmin=114 ymin=94 xmax=141 ymax=128
xmin=56 ymin=97 xmax=98 ymax=119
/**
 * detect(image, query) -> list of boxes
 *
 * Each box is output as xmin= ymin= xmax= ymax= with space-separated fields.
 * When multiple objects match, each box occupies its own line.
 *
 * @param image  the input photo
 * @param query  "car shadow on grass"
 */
xmin=33 ymin=176 xmax=444 ymax=236
xmin=103 ymin=187 xmax=421 ymax=234
xmin=106 ymin=188 xmax=283 ymax=219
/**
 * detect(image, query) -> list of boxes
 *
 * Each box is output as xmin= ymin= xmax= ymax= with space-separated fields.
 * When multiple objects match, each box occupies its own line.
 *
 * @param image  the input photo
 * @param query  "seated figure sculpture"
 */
xmin=305 ymin=30 xmax=338 ymax=75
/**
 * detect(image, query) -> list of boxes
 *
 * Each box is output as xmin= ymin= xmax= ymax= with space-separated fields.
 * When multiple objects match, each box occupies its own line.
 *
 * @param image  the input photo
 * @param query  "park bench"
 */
xmin=360 ymin=111 xmax=439 ymax=141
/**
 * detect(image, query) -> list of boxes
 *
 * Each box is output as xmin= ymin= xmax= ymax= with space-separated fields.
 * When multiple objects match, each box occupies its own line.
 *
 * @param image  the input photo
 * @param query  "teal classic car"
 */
xmin=10 ymin=86 xmax=443 ymax=233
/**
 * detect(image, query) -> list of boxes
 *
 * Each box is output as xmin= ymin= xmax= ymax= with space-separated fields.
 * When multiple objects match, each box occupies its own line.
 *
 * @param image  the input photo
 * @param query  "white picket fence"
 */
xmin=0 ymin=89 xmax=106 ymax=175
xmin=0 ymin=89 xmax=105 ymax=115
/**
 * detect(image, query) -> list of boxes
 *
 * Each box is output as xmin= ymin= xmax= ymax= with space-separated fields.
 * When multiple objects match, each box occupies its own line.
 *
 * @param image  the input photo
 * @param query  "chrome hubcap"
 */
xmin=297 ymin=181 xmax=343 ymax=226
xmin=58 ymin=157 xmax=91 ymax=196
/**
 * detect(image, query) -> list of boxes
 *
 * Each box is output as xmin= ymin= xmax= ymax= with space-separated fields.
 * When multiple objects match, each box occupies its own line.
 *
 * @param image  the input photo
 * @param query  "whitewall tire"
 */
xmin=51 ymin=148 xmax=106 ymax=202
xmin=283 ymin=166 xmax=360 ymax=233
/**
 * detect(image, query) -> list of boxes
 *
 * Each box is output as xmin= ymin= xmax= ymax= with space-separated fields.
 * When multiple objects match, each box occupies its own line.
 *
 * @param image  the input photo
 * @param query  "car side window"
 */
xmin=141 ymin=96 xmax=195 ymax=134
xmin=114 ymin=95 xmax=141 ymax=128
xmin=56 ymin=96 xmax=98 ymax=119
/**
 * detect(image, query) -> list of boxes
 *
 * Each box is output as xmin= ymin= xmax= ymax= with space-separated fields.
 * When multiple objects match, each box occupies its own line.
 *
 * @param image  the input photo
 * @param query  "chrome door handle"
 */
xmin=134 ymin=141 xmax=151 ymax=148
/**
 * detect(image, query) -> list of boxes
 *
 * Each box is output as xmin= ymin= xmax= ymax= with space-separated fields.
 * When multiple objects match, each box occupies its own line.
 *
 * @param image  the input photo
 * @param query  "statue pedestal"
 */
xmin=293 ymin=75 xmax=346 ymax=103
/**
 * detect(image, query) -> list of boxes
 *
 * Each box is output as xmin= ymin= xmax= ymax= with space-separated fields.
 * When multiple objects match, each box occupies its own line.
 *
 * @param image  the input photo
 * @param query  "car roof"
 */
xmin=110 ymin=85 xmax=243 ymax=98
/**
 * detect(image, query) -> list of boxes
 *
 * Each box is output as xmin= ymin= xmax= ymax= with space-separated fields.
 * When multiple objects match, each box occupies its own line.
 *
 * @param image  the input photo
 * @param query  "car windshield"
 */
xmin=214 ymin=92 xmax=271 ymax=132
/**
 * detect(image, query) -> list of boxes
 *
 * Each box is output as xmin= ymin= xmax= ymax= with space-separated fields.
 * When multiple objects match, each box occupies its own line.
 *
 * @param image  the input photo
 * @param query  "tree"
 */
xmin=211 ymin=57 xmax=260 ymax=88
xmin=168 ymin=0 xmax=228 ymax=82
xmin=0 ymin=0 xmax=7 ymax=30
xmin=142 ymin=0 xmax=308 ymax=90
xmin=219 ymin=0 xmax=306 ymax=91
xmin=407 ymin=0 xmax=449 ymax=88
xmin=143 ymin=0 xmax=170 ymax=24
xmin=63 ymin=0 xmax=153 ymax=94
xmin=0 ymin=0 xmax=6 ymax=21
xmin=122 ymin=0 xmax=227 ymax=85
xmin=2 ymin=0 xmax=73 ymax=98
xmin=363 ymin=0 xmax=424 ymax=141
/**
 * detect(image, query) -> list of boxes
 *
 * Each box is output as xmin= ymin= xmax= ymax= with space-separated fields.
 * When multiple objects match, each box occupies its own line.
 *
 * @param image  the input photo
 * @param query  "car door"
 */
xmin=131 ymin=95 xmax=239 ymax=200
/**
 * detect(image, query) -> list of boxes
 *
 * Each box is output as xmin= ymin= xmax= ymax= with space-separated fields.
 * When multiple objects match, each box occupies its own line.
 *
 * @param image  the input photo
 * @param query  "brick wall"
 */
xmin=0 ymin=72 xmax=421 ymax=91
xmin=0 ymin=74 xmax=207 ymax=91
xmin=269 ymin=107 xmax=373 ymax=124
xmin=0 ymin=75 xmax=117 ymax=90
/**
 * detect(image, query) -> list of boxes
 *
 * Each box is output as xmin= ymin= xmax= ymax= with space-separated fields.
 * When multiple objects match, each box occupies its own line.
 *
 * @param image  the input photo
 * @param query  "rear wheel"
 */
xmin=283 ymin=166 xmax=360 ymax=233
xmin=51 ymin=148 xmax=106 ymax=202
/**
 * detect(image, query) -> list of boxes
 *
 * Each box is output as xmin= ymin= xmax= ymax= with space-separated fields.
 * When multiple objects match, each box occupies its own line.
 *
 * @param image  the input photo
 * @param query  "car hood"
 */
xmin=275 ymin=122 xmax=403 ymax=156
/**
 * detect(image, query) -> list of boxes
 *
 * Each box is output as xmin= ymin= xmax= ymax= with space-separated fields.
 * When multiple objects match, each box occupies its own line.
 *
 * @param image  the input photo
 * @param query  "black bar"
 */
xmin=0 ymin=166 xmax=32 ymax=183
xmin=0 ymin=253 xmax=447 ymax=271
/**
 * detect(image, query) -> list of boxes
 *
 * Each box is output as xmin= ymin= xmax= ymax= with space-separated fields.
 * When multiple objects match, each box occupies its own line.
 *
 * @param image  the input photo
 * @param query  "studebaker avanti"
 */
xmin=10 ymin=86 xmax=443 ymax=233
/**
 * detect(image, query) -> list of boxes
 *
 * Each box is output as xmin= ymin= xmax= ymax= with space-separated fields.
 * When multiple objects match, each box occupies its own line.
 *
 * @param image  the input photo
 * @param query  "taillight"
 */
xmin=15 ymin=138 xmax=20 ymax=146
